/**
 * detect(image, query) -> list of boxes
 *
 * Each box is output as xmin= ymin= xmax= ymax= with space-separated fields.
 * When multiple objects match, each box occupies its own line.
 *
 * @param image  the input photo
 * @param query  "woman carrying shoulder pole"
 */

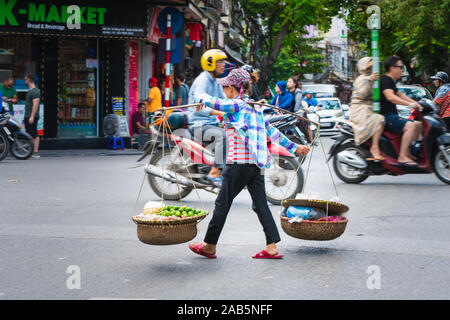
xmin=188 ymin=68 xmax=310 ymax=259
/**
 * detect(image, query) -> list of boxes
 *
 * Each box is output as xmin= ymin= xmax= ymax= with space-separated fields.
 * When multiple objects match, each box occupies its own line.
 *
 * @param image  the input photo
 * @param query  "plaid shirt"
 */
xmin=435 ymin=91 xmax=450 ymax=119
xmin=194 ymin=93 xmax=298 ymax=168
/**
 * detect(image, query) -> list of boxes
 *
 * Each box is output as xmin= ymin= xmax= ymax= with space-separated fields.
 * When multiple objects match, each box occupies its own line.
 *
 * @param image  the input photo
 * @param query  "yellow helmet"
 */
xmin=200 ymin=49 xmax=228 ymax=72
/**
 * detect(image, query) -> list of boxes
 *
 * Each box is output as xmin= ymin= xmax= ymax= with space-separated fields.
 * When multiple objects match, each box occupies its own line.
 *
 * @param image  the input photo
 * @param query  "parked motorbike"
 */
xmin=263 ymin=107 xmax=311 ymax=145
xmin=328 ymin=99 xmax=450 ymax=185
xmin=138 ymin=112 xmax=305 ymax=205
xmin=265 ymin=113 xmax=308 ymax=162
xmin=0 ymin=103 xmax=34 ymax=161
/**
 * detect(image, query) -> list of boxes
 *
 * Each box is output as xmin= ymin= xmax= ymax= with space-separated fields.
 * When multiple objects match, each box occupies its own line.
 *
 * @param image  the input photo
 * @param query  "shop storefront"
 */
xmin=0 ymin=0 xmax=149 ymax=147
xmin=139 ymin=4 xmax=206 ymax=104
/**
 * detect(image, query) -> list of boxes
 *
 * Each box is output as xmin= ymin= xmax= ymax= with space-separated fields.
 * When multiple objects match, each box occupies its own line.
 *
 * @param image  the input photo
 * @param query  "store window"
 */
xmin=57 ymin=39 xmax=98 ymax=138
xmin=0 ymin=36 xmax=39 ymax=85
xmin=0 ymin=36 xmax=41 ymax=126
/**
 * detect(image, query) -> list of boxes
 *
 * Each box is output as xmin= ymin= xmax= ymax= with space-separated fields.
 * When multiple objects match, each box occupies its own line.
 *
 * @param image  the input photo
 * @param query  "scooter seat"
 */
xmin=383 ymin=131 xmax=402 ymax=140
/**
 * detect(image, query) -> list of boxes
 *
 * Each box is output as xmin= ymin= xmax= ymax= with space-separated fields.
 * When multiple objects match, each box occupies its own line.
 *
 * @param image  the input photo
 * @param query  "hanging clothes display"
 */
xmin=186 ymin=23 xmax=203 ymax=47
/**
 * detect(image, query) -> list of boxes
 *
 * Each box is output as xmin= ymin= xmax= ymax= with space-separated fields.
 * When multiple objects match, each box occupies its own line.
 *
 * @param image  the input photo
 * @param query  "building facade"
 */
xmin=0 ymin=0 xmax=150 ymax=148
xmin=0 ymin=0 xmax=246 ymax=149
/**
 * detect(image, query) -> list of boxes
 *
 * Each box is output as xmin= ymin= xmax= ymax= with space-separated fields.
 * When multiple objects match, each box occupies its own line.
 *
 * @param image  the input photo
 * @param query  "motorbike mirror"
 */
xmin=419 ymin=98 xmax=437 ymax=113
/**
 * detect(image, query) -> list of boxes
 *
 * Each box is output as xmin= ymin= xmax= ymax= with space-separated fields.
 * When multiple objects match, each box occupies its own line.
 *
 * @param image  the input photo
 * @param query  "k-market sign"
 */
xmin=0 ymin=0 xmax=148 ymax=38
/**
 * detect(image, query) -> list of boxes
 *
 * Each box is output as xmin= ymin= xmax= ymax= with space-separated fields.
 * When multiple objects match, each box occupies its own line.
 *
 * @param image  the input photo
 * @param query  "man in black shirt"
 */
xmin=380 ymin=56 xmax=423 ymax=166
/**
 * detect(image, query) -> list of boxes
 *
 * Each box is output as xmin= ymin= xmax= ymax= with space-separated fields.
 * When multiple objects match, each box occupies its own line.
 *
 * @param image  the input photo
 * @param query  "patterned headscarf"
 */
xmin=357 ymin=57 xmax=373 ymax=75
xmin=217 ymin=68 xmax=251 ymax=98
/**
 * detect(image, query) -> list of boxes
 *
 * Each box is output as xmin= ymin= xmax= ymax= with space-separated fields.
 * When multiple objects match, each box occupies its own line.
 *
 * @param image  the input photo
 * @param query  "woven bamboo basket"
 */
xmin=132 ymin=213 xmax=208 ymax=245
xmin=280 ymin=216 xmax=348 ymax=241
xmin=281 ymin=199 xmax=349 ymax=216
xmin=280 ymin=199 xmax=349 ymax=241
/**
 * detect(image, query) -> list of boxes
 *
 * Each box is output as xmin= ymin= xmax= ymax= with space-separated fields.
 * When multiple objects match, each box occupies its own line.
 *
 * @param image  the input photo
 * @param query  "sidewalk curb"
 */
xmin=27 ymin=149 xmax=143 ymax=158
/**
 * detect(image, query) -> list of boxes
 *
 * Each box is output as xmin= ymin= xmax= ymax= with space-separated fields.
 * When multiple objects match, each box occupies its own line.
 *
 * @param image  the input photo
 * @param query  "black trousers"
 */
xmin=204 ymin=164 xmax=281 ymax=245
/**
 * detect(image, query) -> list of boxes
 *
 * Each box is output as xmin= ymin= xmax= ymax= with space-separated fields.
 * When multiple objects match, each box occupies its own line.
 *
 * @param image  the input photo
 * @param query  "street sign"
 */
xmin=157 ymin=7 xmax=183 ymax=35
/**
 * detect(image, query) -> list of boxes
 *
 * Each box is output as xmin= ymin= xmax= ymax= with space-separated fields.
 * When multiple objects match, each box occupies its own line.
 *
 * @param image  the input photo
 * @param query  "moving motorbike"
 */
xmin=328 ymin=99 xmax=450 ymax=185
xmin=138 ymin=112 xmax=305 ymax=205
xmin=265 ymin=113 xmax=308 ymax=163
xmin=0 ymin=102 xmax=34 ymax=161
xmin=262 ymin=104 xmax=311 ymax=146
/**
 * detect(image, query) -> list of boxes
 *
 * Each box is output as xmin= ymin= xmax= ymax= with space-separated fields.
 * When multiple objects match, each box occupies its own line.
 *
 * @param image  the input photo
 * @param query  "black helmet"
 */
xmin=167 ymin=112 xmax=188 ymax=129
xmin=430 ymin=71 xmax=448 ymax=83
xmin=241 ymin=64 xmax=254 ymax=74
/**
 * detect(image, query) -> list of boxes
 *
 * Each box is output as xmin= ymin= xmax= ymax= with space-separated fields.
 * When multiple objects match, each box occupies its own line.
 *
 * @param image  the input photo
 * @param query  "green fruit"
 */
xmin=175 ymin=212 xmax=182 ymax=217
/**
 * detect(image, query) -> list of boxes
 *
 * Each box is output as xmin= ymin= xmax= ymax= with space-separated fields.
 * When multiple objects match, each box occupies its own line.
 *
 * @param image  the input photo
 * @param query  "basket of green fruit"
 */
xmin=132 ymin=202 xmax=209 ymax=245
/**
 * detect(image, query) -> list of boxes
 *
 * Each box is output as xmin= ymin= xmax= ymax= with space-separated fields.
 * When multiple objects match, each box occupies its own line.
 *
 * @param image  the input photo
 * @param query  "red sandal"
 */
xmin=189 ymin=243 xmax=217 ymax=259
xmin=252 ymin=250 xmax=283 ymax=259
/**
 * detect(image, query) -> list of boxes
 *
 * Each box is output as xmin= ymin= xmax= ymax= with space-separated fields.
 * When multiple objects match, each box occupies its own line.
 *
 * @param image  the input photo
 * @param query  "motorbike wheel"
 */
xmin=433 ymin=146 xmax=450 ymax=185
xmin=332 ymin=142 xmax=369 ymax=184
xmin=265 ymin=155 xmax=304 ymax=205
xmin=0 ymin=132 xmax=9 ymax=161
xmin=147 ymin=149 xmax=193 ymax=200
xmin=10 ymin=137 xmax=33 ymax=160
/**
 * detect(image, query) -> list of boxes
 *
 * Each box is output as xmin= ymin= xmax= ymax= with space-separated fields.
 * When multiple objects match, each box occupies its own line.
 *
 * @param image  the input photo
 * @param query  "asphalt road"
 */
xmin=0 ymin=137 xmax=449 ymax=300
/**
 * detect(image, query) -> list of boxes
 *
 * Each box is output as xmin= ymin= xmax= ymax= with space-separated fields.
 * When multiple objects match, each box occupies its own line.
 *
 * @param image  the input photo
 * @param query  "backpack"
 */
xmin=291 ymin=89 xmax=302 ymax=112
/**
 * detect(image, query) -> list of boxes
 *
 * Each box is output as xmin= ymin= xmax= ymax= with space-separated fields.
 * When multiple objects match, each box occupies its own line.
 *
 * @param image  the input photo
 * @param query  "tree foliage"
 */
xmin=345 ymin=0 xmax=450 ymax=81
xmin=268 ymin=36 xmax=328 ymax=86
xmin=239 ymin=0 xmax=351 ymax=90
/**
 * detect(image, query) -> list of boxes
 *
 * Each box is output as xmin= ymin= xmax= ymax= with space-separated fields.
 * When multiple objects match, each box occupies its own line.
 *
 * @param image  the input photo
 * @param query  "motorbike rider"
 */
xmin=303 ymin=90 xmax=320 ymax=110
xmin=380 ymin=56 xmax=423 ymax=167
xmin=303 ymin=90 xmax=321 ymax=143
xmin=431 ymin=71 xmax=449 ymax=100
xmin=269 ymin=81 xmax=293 ymax=112
xmin=431 ymin=72 xmax=450 ymax=128
xmin=287 ymin=76 xmax=313 ymax=143
xmin=409 ymin=71 xmax=449 ymax=123
xmin=187 ymin=49 xmax=229 ymax=187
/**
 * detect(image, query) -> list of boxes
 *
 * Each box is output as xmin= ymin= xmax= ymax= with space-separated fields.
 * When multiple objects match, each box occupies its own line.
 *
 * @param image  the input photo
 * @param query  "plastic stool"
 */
xmin=107 ymin=137 xmax=124 ymax=150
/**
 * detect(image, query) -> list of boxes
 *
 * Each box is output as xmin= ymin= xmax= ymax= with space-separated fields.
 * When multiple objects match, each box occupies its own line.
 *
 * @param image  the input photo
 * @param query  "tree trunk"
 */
xmin=403 ymin=60 xmax=419 ymax=84
xmin=257 ymin=22 xmax=290 ymax=94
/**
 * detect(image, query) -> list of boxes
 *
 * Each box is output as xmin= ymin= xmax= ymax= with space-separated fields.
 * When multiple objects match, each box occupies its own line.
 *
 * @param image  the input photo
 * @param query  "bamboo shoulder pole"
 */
xmin=247 ymin=101 xmax=321 ymax=127
xmin=153 ymin=103 xmax=203 ymax=112
xmin=153 ymin=102 xmax=320 ymax=127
